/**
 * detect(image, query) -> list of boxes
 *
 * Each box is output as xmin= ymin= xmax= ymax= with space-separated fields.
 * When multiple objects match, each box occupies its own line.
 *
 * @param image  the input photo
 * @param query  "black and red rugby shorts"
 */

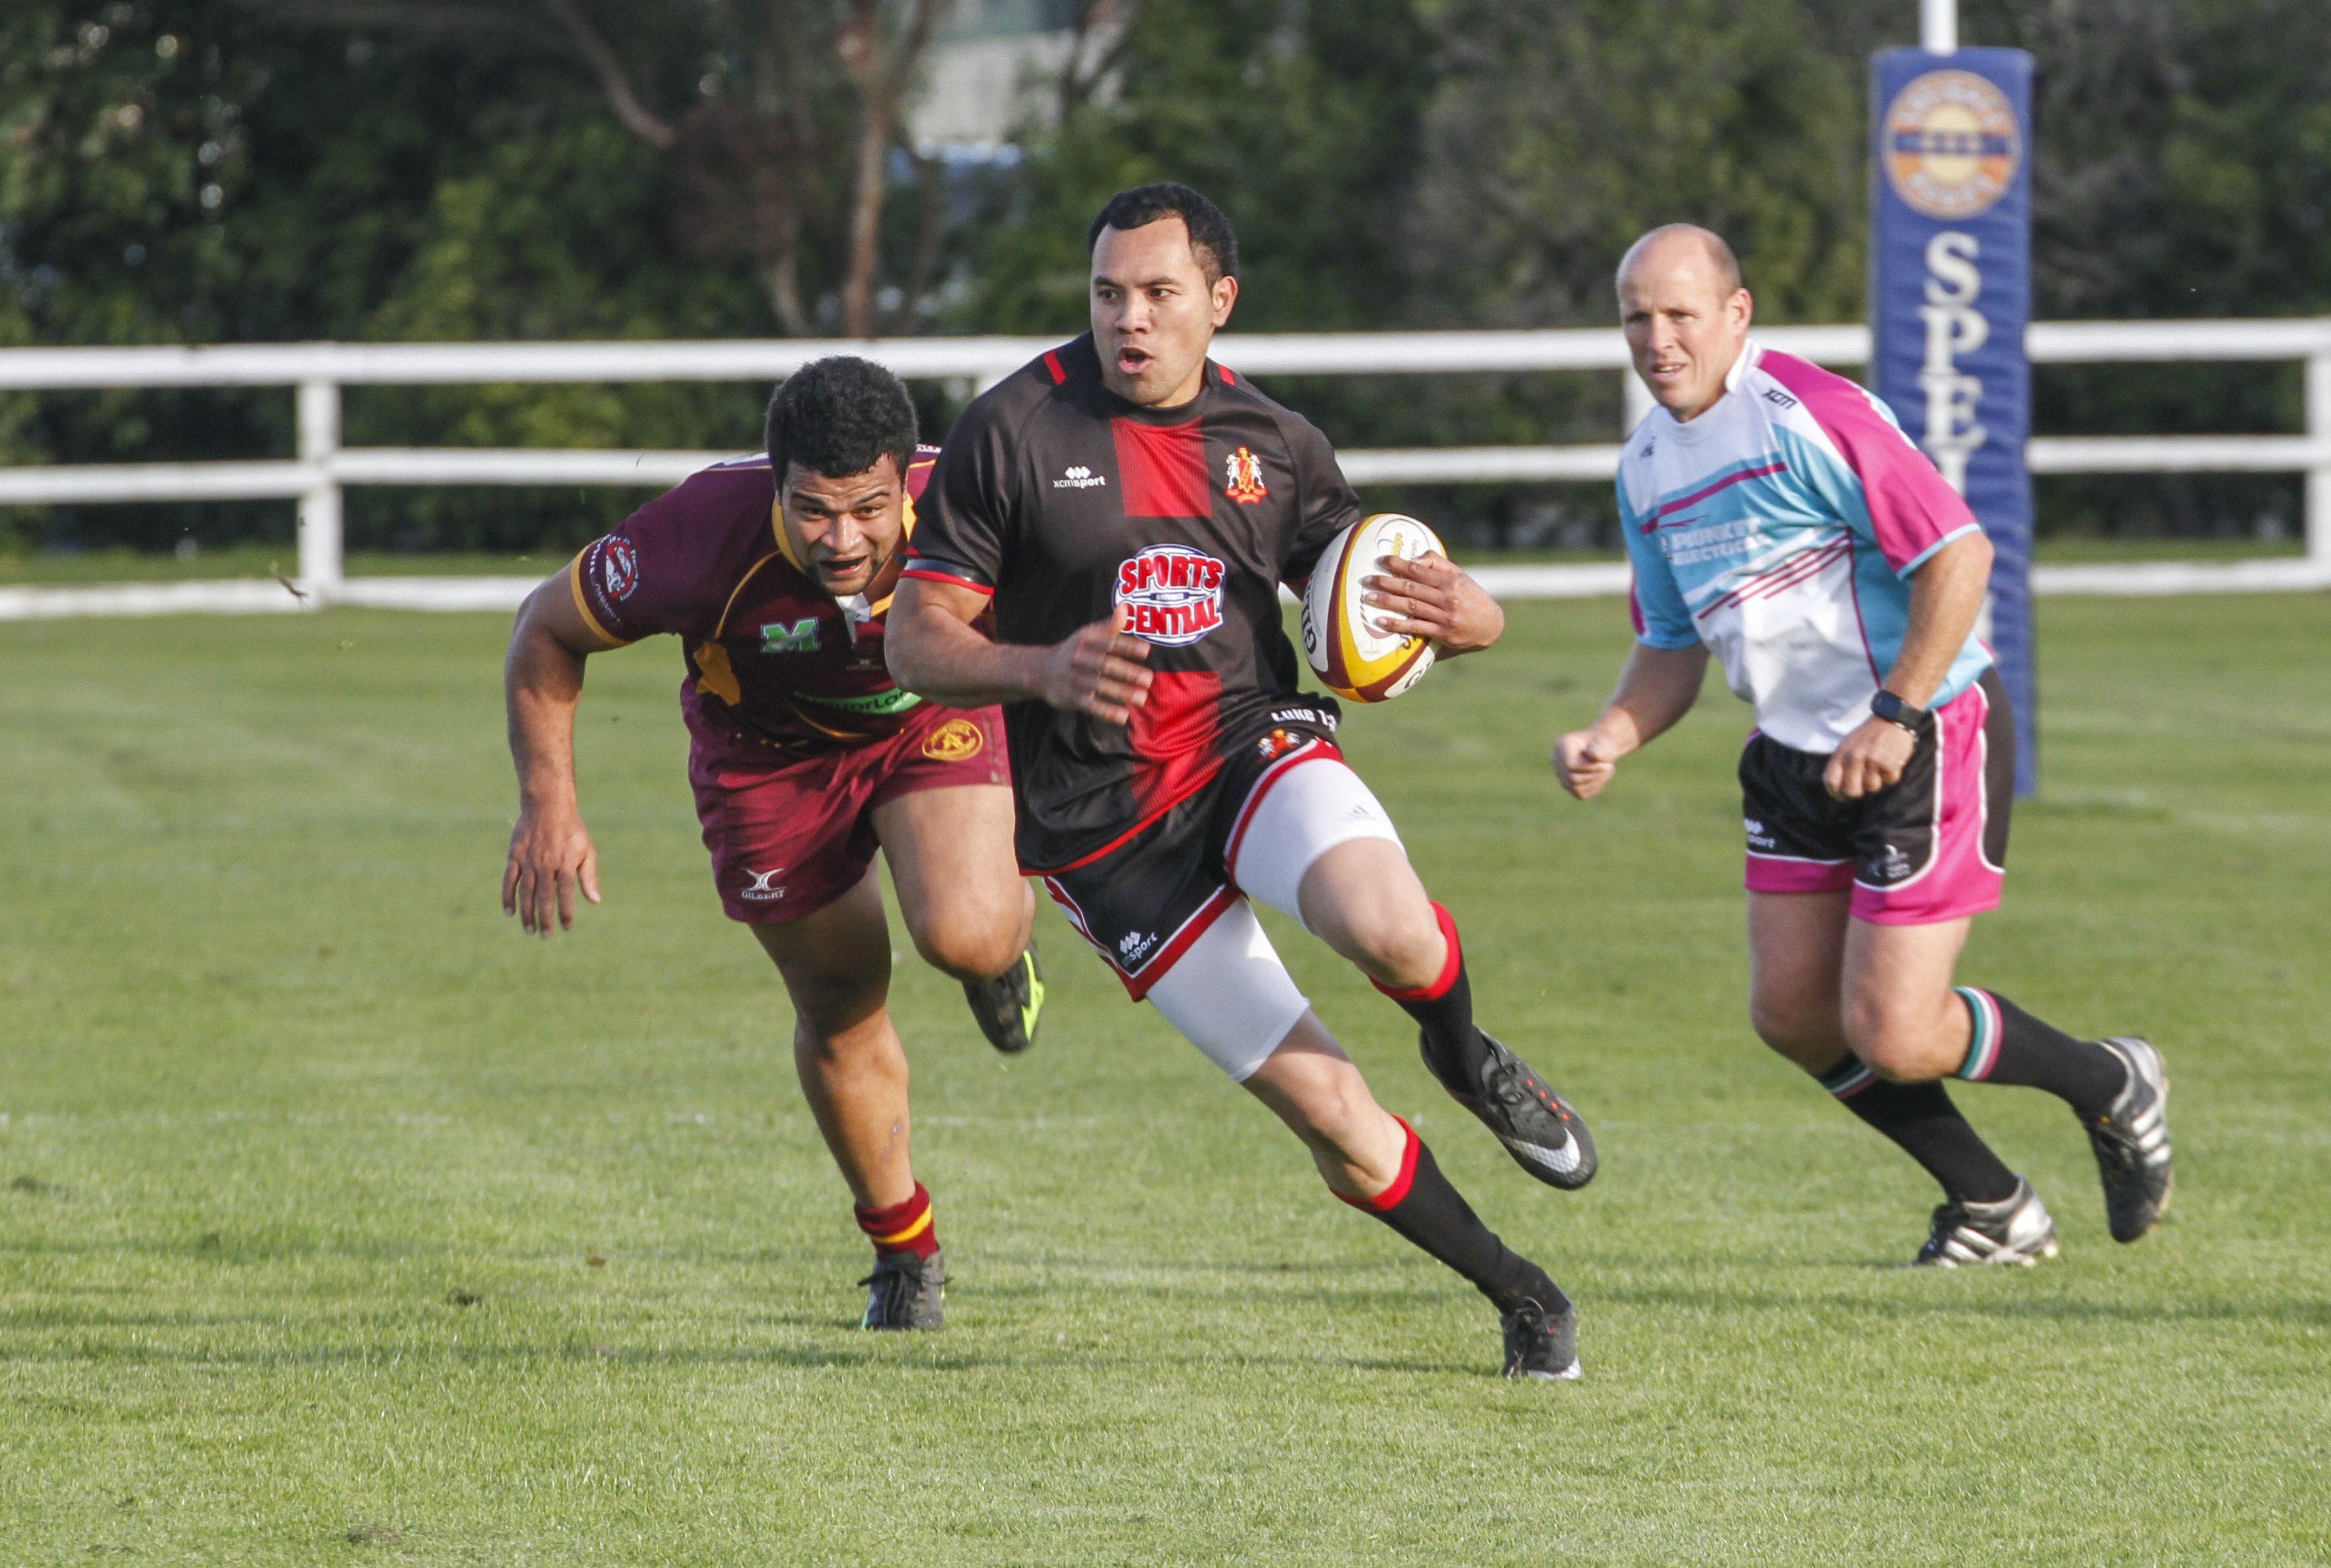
xmin=1039 ymin=698 xmax=1344 ymax=997
xmin=689 ymin=703 xmax=1009 ymax=924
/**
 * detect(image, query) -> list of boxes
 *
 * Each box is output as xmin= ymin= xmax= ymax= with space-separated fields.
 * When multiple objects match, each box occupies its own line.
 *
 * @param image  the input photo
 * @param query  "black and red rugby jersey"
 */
xmin=571 ymin=446 xmax=939 ymax=762
xmin=905 ymin=335 xmax=1362 ymax=872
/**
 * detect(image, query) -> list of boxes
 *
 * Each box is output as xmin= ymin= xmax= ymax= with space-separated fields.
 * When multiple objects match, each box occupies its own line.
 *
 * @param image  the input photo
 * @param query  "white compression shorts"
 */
xmin=1143 ymin=757 xmax=1406 ymax=1081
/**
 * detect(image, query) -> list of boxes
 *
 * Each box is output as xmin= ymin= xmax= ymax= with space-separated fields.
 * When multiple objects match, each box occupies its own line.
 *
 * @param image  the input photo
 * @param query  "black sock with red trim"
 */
xmin=1338 ymin=1119 xmax=1567 ymax=1315
xmin=1818 ymin=1054 xmax=2019 ymax=1205
xmin=854 ymin=1182 xmax=940 ymax=1262
xmin=1373 ymin=902 xmax=1490 ymax=1088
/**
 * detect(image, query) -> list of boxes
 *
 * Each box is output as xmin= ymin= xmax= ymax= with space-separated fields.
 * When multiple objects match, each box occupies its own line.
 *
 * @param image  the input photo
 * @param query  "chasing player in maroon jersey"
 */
xmin=888 ymin=184 xmax=1595 ymax=1379
xmin=502 ymin=357 xmax=1044 ymax=1331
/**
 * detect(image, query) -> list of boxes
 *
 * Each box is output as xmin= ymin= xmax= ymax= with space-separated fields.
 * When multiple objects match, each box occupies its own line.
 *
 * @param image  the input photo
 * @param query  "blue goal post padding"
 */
xmin=1869 ymin=46 xmax=2038 ymax=794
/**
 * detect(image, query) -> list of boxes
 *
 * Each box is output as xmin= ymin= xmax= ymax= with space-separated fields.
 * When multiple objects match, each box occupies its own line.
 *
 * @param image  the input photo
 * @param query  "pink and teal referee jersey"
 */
xmin=1618 ymin=340 xmax=1993 ymax=754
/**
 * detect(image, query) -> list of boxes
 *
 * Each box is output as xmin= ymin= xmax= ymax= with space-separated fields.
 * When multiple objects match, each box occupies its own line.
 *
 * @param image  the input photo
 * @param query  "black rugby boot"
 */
xmin=1913 ymin=1178 xmax=2059 ymax=1267
xmin=1425 ymin=1030 xmax=1597 ymax=1190
xmin=2084 ymin=1036 xmax=2173 ymax=1243
xmin=859 ymin=1246 xmax=947 ymax=1330
xmin=962 ymin=943 xmax=1045 ymax=1054
xmin=1501 ymin=1297 xmax=1581 ymax=1380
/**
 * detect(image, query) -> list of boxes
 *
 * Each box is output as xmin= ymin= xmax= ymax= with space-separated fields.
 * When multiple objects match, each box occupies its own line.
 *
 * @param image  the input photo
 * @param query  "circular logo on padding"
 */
xmin=921 ymin=717 xmax=985 ymax=762
xmin=1885 ymin=70 xmax=2019 ymax=219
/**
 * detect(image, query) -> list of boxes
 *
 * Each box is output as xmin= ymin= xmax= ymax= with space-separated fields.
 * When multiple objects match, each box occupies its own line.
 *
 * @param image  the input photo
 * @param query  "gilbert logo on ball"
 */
xmin=1884 ymin=69 xmax=2019 ymax=220
xmin=1301 ymin=513 xmax=1443 ymax=703
xmin=1114 ymin=544 xmax=1227 ymax=646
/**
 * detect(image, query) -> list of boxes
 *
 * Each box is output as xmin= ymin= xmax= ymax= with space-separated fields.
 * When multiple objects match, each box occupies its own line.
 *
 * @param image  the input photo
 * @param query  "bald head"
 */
xmin=1616 ymin=224 xmax=1753 ymax=423
xmin=1616 ymin=223 xmax=1742 ymax=299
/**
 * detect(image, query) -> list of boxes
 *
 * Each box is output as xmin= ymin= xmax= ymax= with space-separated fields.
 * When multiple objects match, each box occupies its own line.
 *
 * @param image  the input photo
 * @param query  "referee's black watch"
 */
xmin=1870 ymin=689 xmax=1932 ymax=734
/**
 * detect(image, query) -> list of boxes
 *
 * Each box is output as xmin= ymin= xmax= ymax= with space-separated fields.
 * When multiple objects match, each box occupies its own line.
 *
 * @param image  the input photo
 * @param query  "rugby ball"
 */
xmin=1301 ymin=513 xmax=1444 ymax=703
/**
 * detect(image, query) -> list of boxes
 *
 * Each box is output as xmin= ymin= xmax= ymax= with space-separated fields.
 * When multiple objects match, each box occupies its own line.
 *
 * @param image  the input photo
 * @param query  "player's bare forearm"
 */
xmin=889 ymin=579 xmax=1154 ymax=725
xmin=502 ymin=577 xmax=613 ymax=932
xmin=1825 ymin=530 xmax=1992 ymax=800
xmin=1883 ymin=530 xmax=1993 ymax=708
xmin=1552 ymin=642 xmax=1708 ymax=800
xmin=504 ymin=583 xmax=593 ymax=808
xmin=1597 ymin=642 xmax=1710 ymax=752
xmin=885 ymin=580 xmax=1049 ymax=708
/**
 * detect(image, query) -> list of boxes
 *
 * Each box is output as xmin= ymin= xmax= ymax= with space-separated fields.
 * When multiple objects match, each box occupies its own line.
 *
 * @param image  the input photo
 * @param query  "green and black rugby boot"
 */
xmin=1501 ymin=1296 xmax=1581 ymax=1380
xmin=963 ymin=942 xmax=1045 ymax=1054
xmin=1425 ymin=1030 xmax=1597 ymax=1190
xmin=860 ymin=1245 xmax=947 ymax=1330
xmin=2084 ymin=1036 xmax=2172 ymax=1243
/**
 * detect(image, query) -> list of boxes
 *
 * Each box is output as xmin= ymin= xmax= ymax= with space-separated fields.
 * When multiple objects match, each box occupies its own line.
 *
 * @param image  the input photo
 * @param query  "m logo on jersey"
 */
xmin=600 ymin=537 xmax=640 ymax=600
xmin=1053 ymin=464 xmax=1108 ymax=490
xmin=1113 ymin=544 xmax=1226 ymax=647
xmin=1224 ymin=446 xmax=1267 ymax=504
xmin=760 ymin=617 xmax=821 ymax=653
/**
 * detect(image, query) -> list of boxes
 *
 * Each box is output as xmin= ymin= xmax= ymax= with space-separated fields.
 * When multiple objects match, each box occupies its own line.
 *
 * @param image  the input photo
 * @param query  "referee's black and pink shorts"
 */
xmin=1738 ymin=669 xmax=2013 ymax=926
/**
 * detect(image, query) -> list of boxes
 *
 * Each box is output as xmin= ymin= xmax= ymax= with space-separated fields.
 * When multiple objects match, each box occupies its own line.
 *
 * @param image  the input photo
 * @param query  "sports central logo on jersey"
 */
xmin=1113 ymin=544 xmax=1226 ymax=646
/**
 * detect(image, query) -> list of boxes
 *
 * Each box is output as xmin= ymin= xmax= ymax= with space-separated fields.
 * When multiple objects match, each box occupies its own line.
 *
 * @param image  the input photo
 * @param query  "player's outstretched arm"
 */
xmin=1552 ymin=642 xmax=1710 ymax=800
xmin=1825 ymin=529 xmax=1993 ymax=799
xmin=888 ymin=580 xmax=1154 ymax=727
xmin=1360 ymin=551 xmax=1505 ymax=657
xmin=503 ymin=574 xmax=622 ymax=935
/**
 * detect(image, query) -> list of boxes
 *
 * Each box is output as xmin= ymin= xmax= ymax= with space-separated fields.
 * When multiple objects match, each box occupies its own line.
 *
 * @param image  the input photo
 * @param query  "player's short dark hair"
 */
xmin=764 ymin=356 xmax=918 ymax=487
xmin=1086 ymin=182 xmax=1239 ymax=284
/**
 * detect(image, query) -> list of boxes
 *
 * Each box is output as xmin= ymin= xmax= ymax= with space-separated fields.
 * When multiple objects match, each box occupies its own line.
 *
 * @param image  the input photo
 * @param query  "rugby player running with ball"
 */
xmin=1554 ymin=225 xmax=2171 ymax=1266
xmin=504 ymin=358 xmax=1043 ymax=1330
xmin=888 ymin=184 xmax=1595 ymax=1379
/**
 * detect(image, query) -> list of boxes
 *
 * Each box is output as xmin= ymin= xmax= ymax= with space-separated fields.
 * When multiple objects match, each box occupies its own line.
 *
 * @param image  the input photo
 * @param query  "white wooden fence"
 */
xmin=2 ymin=320 xmax=2326 ymax=619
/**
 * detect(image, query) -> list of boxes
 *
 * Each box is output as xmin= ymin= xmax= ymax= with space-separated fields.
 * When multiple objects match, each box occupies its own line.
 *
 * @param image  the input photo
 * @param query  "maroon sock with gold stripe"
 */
xmin=855 ymin=1183 xmax=939 ymax=1261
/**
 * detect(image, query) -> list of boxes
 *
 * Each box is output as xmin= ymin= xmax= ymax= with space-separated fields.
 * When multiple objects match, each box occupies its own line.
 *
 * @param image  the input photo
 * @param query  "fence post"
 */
xmin=296 ymin=378 xmax=342 ymax=594
xmin=2309 ymin=350 xmax=2331 ymax=566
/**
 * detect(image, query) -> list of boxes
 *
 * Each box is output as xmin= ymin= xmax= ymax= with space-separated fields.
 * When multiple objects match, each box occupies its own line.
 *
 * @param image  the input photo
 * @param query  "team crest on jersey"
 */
xmin=1884 ymin=70 xmax=2019 ymax=220
xmin=1114 ymin=544 xmax=1226 ymax=647
xmin=1224 ymin=446 xmax=1267 ymax=504
xmin=600 ymin=537 xmax=640 ymax=600
xmin=921 ymin=717 xmax=985 ymax=762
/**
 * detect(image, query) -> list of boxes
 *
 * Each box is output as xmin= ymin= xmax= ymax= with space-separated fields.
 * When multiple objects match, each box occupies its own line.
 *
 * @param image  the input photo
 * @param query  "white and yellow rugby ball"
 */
xmin=1301 ymin=512 xmax=1444 ymax=703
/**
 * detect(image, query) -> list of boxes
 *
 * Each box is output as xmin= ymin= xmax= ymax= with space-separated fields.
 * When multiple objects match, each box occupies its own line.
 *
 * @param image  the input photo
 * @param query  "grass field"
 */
xmin=2 ymin=596 xmax=2327 ymax=1565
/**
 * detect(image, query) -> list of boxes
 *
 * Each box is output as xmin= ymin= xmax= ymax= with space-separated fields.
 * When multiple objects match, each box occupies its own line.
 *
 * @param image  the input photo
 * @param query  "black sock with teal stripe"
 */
xmin=1818 ymin=1054 xmax=2019 ymax=1205
xmin=1953 ymin=988 xmax=2127 ymax=1117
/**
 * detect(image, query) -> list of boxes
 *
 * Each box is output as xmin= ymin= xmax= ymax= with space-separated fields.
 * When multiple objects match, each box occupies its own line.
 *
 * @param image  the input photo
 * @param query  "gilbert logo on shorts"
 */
xmin=921 ymin=717 xmax=985 ymax=762
xmin=740 ymin=868 xmax=786 ymax=902
xmin=1114 ymin=544 xmax=1226 ymax=647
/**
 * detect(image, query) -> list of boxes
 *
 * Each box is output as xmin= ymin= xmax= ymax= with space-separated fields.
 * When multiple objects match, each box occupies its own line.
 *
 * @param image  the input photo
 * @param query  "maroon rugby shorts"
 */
xmin=689 ymin=704 xmax=1008 ymax=924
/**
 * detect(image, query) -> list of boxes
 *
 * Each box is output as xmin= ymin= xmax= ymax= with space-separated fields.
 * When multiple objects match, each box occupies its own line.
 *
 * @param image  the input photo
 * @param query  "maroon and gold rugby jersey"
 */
xmin=904 ymin=335 xmax=1361 ymax=872
xmin=571 ymin=446 xmax=939 ymax=762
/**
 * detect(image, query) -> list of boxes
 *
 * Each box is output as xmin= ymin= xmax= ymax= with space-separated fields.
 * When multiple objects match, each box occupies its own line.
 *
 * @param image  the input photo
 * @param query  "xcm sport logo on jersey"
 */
xmin=1114 ymin=544 xmax=1226 ymax=647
